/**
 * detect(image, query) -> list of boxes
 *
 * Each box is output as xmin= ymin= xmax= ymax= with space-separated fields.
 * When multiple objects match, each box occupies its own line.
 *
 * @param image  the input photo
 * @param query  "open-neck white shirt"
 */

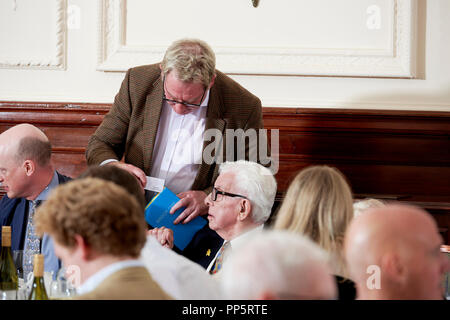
xmin=101 ymin=90 xmax=210 ymax=195
xmin=149 ymin=90 xmax=209 ymax=194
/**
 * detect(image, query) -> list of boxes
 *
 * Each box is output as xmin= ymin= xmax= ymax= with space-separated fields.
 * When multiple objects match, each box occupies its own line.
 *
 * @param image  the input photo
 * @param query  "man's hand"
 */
xmin=107 ymin=162 xmax=147 ymax=188
xmin=170 ymin=190 xmax=208 ymax=224
xmin=147 ymin=227 xmax=174 ymax=249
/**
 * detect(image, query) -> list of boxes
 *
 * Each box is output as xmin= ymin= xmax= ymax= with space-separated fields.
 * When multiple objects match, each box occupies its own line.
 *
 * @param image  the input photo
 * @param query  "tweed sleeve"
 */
xmin=86 ymin=69 xmax=134 ymax=165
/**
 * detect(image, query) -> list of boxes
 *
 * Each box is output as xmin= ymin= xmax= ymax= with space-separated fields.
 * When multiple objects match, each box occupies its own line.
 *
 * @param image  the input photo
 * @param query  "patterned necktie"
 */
xmin=210 ymin=241 xmax=231 ymax=275
xmin=22 ymin=200 xmax=41 ymax=281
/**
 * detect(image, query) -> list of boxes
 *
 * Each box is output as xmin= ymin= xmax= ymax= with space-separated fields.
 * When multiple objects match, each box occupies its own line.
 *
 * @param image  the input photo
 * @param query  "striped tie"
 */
xmin=210 ymin=241 xmax=231 ymax=275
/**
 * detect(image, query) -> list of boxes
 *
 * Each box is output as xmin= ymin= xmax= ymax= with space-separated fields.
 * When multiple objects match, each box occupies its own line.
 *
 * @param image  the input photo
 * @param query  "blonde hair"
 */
xmin=35 ymin=177 xmax=147 ymax=258
xmin=274 ymin=165 xmax=353 ymax=277
xmin=160 ymin=38 xmax=216 ymax=87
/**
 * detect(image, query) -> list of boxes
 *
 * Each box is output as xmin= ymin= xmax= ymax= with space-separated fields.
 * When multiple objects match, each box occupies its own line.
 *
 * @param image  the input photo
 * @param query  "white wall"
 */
xmin=0 ymin=0 xmax=449 ymax=111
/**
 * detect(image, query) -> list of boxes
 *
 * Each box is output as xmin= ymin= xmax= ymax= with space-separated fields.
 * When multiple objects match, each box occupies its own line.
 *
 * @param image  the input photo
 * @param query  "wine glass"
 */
xmin=49 ymin=267 xmax=76 ymax=299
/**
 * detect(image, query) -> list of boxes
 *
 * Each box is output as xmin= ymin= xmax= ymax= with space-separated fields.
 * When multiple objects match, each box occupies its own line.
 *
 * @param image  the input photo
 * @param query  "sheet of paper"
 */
xmin=145 ymin=176 xmax=165 ymax=193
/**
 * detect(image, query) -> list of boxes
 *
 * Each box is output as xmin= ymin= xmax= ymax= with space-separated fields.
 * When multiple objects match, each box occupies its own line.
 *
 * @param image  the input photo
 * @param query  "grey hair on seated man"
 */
xmin=217 ymin=160 xmax=277 ymax=224
xmin=204 ymin=160 xmax=277 ymax=275
xmin=220 ymin=230 xmax=338 ymax=300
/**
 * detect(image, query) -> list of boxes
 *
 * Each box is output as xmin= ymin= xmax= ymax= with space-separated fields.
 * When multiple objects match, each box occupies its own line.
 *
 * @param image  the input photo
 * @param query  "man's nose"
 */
xmin=205 ymin=193 xmax=213 ymax=207
xmin=172 ymin=103 xmax=189 ymax=115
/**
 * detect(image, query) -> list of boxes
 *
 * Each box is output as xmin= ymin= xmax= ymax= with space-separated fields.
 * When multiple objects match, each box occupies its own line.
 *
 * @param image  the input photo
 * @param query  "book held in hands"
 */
xmin=145 ymin=187 xmax=207 ymax=251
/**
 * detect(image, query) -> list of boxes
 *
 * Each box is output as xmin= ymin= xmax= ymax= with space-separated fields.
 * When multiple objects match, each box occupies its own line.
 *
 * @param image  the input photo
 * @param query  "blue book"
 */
xmin=144 ymin=187 xmax=207 ymax=251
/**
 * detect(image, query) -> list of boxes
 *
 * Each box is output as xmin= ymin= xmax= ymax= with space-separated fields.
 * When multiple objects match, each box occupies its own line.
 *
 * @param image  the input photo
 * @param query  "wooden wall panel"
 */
xmin=0 ymin=101 xmax=449 ymax=243
xmin=0 ymin=101 xmax=110 ymax=178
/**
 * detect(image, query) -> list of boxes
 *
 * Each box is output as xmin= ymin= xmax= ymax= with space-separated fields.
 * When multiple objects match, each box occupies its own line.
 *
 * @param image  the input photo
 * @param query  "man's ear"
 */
xmin=208 ymin=74 xmax=216 ymax=89
xmin=238 ymin=199 xmax=252 ymax=221
xmin=381 ymin=252 xmax=406 ymax=284
xmin=23 ymin=160 xmax=35 ymax=176
xmin=73 ymin=234 xmax=93 ymax=261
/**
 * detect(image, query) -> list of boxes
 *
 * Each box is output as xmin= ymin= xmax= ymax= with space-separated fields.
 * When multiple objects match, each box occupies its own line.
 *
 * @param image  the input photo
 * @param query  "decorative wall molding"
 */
xmin=0 ymin=0 xmax=67 ymax=70
xmin=97 ymin=0 xmax=417 ymax=78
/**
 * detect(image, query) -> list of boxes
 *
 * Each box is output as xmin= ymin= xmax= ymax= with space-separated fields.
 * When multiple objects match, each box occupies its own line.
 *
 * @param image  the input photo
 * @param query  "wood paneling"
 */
xmin=0 ymin=101 xmax=449 ymax=243
xmin=0 ymin=101 xmax=110 ymax=178
xmin=263 ymin=107 xmax=450 ymax=243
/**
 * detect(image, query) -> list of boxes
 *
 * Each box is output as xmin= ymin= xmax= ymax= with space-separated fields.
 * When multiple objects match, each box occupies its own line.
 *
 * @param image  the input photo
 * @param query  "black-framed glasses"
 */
xmin=211 ymin=187 xmax=247 ymax=202
xmin=162 ymin=75 xmax=206 ymax=108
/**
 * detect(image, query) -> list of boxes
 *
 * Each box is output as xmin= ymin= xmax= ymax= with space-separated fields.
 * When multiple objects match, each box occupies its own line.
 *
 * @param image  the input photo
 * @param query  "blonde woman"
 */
xmin=274 ymin=165 xmax=356 ymax=299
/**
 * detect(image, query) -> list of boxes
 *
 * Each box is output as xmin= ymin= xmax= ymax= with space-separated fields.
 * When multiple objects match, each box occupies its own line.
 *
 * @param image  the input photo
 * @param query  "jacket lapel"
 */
xmin=143 ymin=77 xmax=163 ymax=174
xmin=191 ymin=85 xmax=226 ymax=190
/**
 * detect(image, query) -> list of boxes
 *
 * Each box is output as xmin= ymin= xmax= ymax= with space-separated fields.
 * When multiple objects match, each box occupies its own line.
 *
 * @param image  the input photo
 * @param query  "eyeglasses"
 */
xmin=211 ymin=187 xmax=248 ymax=202
xmin=162 ymin=75 xmax=206 ymax=108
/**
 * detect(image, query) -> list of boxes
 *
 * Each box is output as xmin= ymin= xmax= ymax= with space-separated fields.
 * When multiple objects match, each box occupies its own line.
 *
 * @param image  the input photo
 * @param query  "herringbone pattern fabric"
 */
xmin=86 ymin=63 xmax=264 ymax=192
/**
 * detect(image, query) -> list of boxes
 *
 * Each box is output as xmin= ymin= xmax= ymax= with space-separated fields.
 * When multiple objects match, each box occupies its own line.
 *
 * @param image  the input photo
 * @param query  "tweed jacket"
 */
xmin=74 ymin=266 xmax=172 ymax=300
xmin=86 ymin=63 xmax=264 ymax=193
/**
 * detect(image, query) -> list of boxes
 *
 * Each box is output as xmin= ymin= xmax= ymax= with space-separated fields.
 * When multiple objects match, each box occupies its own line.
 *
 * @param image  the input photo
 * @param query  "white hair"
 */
xmin=221 ymin=230 xmax=337 ymax=300
xmin=219 ymin=160 xmax=276 ymax=224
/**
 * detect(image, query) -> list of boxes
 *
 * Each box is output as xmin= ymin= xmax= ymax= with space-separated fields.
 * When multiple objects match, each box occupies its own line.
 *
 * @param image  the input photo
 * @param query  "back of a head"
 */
xmin=219 ymin=160 xmax=277 ymax=224
xmin=160 ymin=38 xmax=216 ymax=87
xmin=274 ymin=166 xmax=353 ymax=271
xmin=221 ymin=230 xmax=337 ymax=300
xmin=344 ymin=204 xmax=448 ymax=299
xmin=35 ymin=177 xmax=147 ymax=258
xmin=0 ymin=123 xmax=52 ymax=168
xmin=78 ymin=165 xmax=146 ymax=211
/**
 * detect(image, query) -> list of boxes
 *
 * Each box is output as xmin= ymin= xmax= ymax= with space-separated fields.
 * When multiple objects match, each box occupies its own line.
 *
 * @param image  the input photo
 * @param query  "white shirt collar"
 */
xmin=77 ymin=259 xmax=144 ymax=295
xmin=230 ymin=225 xmax=264 ymax=250
xmin=206 ymin=224 xmax=264 ymax=272
xmin=200 ymin=89 xmax=210 ymax=107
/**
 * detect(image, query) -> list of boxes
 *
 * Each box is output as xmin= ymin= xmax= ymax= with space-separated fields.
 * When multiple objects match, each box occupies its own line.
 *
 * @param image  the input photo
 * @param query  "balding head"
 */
xmin=0 ymin=124 xmax=51 ymax=166
xmin=0 ymin=124 xmax=53 ymax=199
xmin=345 ymin=204 xmax=449 ymax=300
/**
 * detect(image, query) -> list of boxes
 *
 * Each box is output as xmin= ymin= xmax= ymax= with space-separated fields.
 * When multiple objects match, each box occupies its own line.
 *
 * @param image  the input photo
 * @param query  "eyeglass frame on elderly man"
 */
xmin=162 ymin=75 xmax=207 ymax=108
xmin=211 ymin=187 xmax=248 ymax=202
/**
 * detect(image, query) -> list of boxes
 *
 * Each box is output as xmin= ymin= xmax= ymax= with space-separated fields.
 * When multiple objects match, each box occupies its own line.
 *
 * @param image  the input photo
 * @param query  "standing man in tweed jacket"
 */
xmin=86 ymin=38 xmax=264 ymax=225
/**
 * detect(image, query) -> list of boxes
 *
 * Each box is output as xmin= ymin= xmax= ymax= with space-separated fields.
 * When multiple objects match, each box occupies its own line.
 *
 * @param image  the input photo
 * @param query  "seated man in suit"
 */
xmin=0 ymin=123 xmax=70 ymax=280
xmin=34 ymin=177 xmax=171 ymax=300
xmin=204 ymin=160 xmax=277 ymax=275
xmin=221 ymin=230 xmax=337 ymax=300
xmin=344 ymin=204 xmax=450 ymax=300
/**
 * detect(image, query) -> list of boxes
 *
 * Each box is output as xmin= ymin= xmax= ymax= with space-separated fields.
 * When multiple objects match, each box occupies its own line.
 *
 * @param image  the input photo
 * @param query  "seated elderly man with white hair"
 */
xmin=220 ymin=230 xmax=338 ymax=300
xmin=204 ymin=160 xmax=277 ymax=275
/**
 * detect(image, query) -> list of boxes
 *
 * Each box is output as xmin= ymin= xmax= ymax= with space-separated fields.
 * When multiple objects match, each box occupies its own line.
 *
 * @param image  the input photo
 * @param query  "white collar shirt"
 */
xmin=206 ymin=224 xmax=264 ymax=273
xmin=149 ymin=90 xmax=210 ymax=194
xmin=76 ymin=259 xmax=145 ymax=295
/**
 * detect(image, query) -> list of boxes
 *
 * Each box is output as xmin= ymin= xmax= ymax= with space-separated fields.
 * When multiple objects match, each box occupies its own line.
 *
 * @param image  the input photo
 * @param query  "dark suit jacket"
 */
xmin=173 ymin=222 xmax=224 ymax=269
xmin=0 ymin=172 xmax=71 ymax=250
xmin=86 ymin=63 xmax=264 ymax=194
xmin=335 ymin=275 xmax=356 ymax=300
